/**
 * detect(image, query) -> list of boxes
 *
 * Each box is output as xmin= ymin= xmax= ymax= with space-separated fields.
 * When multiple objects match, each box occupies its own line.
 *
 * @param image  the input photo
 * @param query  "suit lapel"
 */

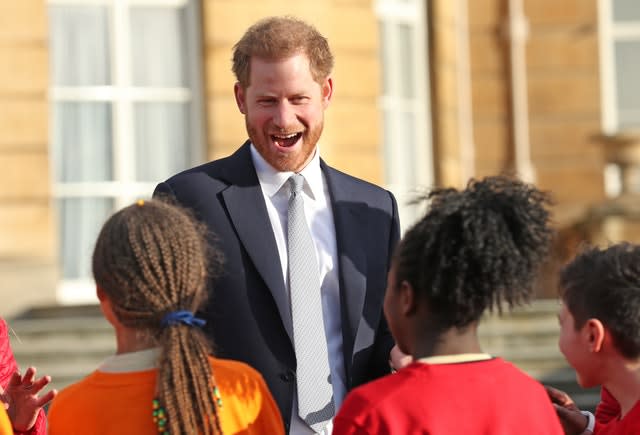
xmin=323 ymin=163 xmax=368 ymax=373
xmin=221 ymin=144 xmax=293 ymax=342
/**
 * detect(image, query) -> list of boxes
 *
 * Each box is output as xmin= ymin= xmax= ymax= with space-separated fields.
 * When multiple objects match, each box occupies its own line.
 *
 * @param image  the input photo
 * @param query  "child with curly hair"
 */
xmin=333 ymin=176 xmax=563 ymax=434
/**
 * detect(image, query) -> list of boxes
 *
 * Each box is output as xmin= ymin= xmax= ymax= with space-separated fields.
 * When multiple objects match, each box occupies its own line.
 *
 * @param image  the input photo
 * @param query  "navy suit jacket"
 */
xmin=154 ymin=142 xmax=399 ymax=431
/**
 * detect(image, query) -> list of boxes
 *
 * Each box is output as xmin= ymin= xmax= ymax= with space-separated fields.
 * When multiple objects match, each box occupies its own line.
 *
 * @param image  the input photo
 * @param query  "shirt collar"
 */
xmin=416 ymin=353 xmax=493 ymax=365
xmin=98 ymin=347 xmax=161 ymax=373
xmin=250 ymin=143 xmax=323 ymax=200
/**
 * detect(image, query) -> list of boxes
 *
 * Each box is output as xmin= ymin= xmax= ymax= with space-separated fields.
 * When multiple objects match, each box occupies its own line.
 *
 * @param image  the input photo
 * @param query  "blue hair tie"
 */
xmin=161 ymin=310 xmax=206 ymax=328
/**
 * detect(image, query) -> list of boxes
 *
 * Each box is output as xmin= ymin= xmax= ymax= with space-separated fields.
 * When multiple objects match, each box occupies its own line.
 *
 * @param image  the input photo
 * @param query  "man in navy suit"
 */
xmin=155 ymin=16 xmax=407 ymax=434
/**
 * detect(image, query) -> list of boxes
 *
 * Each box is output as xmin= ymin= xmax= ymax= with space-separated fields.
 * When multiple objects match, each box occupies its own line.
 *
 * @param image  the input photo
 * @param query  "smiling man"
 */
xmin=155 ymin=16 xmax=404 ymax=435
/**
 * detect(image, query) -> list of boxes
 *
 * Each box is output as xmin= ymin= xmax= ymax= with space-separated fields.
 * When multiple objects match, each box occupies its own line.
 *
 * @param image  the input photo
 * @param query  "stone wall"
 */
xmin=432 ymin=0 xmax=605 ymax=225
xmin=0 ymin=2 xmax=57 ymax=316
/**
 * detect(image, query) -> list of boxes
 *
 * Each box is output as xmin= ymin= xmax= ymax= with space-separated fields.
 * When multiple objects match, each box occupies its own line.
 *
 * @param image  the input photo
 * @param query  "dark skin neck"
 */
xmin=411 ymin=321 xmax=484 ymax=360
xmin=393 ymin=279 xmax=485 ymax=360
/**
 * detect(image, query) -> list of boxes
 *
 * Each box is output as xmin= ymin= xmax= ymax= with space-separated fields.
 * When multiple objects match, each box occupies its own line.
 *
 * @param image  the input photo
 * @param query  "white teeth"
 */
xmin=273 ymin=133 xmax=298 ymax=139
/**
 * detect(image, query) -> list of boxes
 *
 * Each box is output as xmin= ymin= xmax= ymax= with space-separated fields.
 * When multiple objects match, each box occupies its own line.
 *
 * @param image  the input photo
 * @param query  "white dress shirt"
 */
xmin=251 ymin=145 xmax=345 ymax=435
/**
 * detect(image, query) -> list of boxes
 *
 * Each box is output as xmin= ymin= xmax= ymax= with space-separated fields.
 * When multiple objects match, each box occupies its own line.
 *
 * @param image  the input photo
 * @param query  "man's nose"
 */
xmin=273 ymin=102 xmax=296 ymax=129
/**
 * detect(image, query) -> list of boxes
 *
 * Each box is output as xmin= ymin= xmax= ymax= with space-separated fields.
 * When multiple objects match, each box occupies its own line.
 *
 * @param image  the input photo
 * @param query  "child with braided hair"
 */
xmin=47 ymin=199 xmax=284 ymax=434
xmin=333 ymin=175 xmax=563 ymax=434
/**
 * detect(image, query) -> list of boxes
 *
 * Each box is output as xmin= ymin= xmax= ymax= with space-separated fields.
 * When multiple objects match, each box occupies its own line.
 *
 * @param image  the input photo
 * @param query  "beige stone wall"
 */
xmin=525 ymin=0 xmax=604 ymax=223
xmin=202 ymin=0 xmax=382 ymax=183
xmin=430 ymin=0 xmax=465 ymax=187
xmin=0 ymin=2 xmax=57 ymax=316
xmin=0 ymin=0 xmax=610 ymax=310
xmin=430 ymin=0 xmax=605 ymax=297
xmin=468 ymin=0 xmax=511 ymax=178
xmin=436 ymin=0 xmax=605 ymax=225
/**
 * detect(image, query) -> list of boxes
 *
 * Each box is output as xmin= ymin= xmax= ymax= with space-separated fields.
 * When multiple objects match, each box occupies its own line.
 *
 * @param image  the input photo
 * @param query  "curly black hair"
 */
xmin=394 ymin=175 xmax=553 ymax=330
xmin=560 ymin=242 xmax=640 ymax=359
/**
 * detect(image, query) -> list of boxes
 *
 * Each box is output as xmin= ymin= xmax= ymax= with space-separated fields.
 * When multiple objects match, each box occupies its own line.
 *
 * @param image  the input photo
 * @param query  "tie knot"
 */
xmin=288 ymin=174 xmax=305 ymax=195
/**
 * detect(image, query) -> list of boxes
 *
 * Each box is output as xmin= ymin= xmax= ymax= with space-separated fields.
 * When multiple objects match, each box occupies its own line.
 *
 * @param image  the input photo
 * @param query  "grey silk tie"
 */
xmin=287 ymin=174 xmax=334 ymax=433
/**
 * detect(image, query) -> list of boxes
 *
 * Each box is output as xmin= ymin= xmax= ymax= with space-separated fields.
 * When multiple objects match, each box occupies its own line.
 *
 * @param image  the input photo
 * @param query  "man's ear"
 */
xmin=584 ymin=318 xmax=606 ymax=353
xmin=321 ymin=77 xmax=333 ymax=109
xmin=234 ymin=82 xmax=246 ymax=114
xmin=398 ymin=280 xmax=418 ymax=316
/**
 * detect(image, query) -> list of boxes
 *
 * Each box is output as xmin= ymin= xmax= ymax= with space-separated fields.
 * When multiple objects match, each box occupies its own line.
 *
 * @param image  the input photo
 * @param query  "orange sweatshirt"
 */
xmin=48 ymin=356 xmax=284 ymax=434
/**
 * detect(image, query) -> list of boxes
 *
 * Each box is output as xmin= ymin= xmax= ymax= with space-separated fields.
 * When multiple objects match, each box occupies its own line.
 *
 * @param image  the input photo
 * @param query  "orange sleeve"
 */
xmin=249 ymin=373 xmax=285 ymax=434
xmin=213 ymin=358 xmax=285 ymax=435
xmin=46 ymin=391 xmax=71 ymax=435
xmin=0 ymin=405 xmax=13 ymax=435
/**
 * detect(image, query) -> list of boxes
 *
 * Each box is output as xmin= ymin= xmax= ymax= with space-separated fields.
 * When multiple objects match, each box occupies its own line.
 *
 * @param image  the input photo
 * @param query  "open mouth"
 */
xmin=271 ymin=132 xmax=302 ymax=148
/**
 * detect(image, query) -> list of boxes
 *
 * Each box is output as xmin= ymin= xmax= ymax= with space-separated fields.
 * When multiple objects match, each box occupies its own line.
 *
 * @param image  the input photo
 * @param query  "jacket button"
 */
xmin=279 ymin=370 xmax=295 ymax=382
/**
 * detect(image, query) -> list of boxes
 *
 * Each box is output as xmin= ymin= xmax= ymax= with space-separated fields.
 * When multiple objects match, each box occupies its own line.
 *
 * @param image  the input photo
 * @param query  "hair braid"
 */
xmin=93 ymin=199 xmax=224 ymax=434
xmin=136 ymin=225 xmax=171 ymax=304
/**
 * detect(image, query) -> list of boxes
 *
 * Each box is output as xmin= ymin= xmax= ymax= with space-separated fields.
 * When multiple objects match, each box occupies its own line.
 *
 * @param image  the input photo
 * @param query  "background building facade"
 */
xmin=1 ymin=0 xmax=637 ymax=313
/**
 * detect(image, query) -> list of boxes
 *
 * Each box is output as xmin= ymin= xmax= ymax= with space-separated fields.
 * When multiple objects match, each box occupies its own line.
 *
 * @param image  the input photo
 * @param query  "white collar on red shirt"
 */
xmin=417 ymin=353 xmax=492 ymax=365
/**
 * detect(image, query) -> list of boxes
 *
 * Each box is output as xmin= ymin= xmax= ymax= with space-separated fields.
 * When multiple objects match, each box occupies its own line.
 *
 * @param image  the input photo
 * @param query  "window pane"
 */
xmin=382 ymin=110 xmax=394 ymax=182
xmin=58 ymin=198 xmax=113 ymax=279
xmin=398 ymin=23 xmax=415 ymax=98
xmin=618 ymin=110 xmax=640 ymax=129
xmin=53 ymin=103 xmax=113 ymax=182
xmin=399 ymin=111 xmax=416 ymax=187
xmin=49 ymin=6 xmax=111 ymax=86
xmin=130 ymin=7 xmax=188 ymax=87
xmin=615 ymin=40 xmax=640 ymax=128
xmin=134 ymin=103 xmax=191 ymax=181
xmin=383 ymin=110 xmax=417 ymax=188
xmin=613 ymin=0 xmax=640 ymax=22
xmin=379 ymin=21 xmax=391 ymax=95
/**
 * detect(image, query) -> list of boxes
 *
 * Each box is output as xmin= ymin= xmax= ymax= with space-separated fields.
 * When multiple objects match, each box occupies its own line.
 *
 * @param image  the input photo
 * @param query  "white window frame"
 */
xmin=598 ymin=0 xmax=640 ymax=196
xmin=598 ymin=0 xmax=640 ymax=133
xmin=375 ymin=0 xmax=434 ymax=231
xmin=48 ymin=0 xmax=205 ymax=303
